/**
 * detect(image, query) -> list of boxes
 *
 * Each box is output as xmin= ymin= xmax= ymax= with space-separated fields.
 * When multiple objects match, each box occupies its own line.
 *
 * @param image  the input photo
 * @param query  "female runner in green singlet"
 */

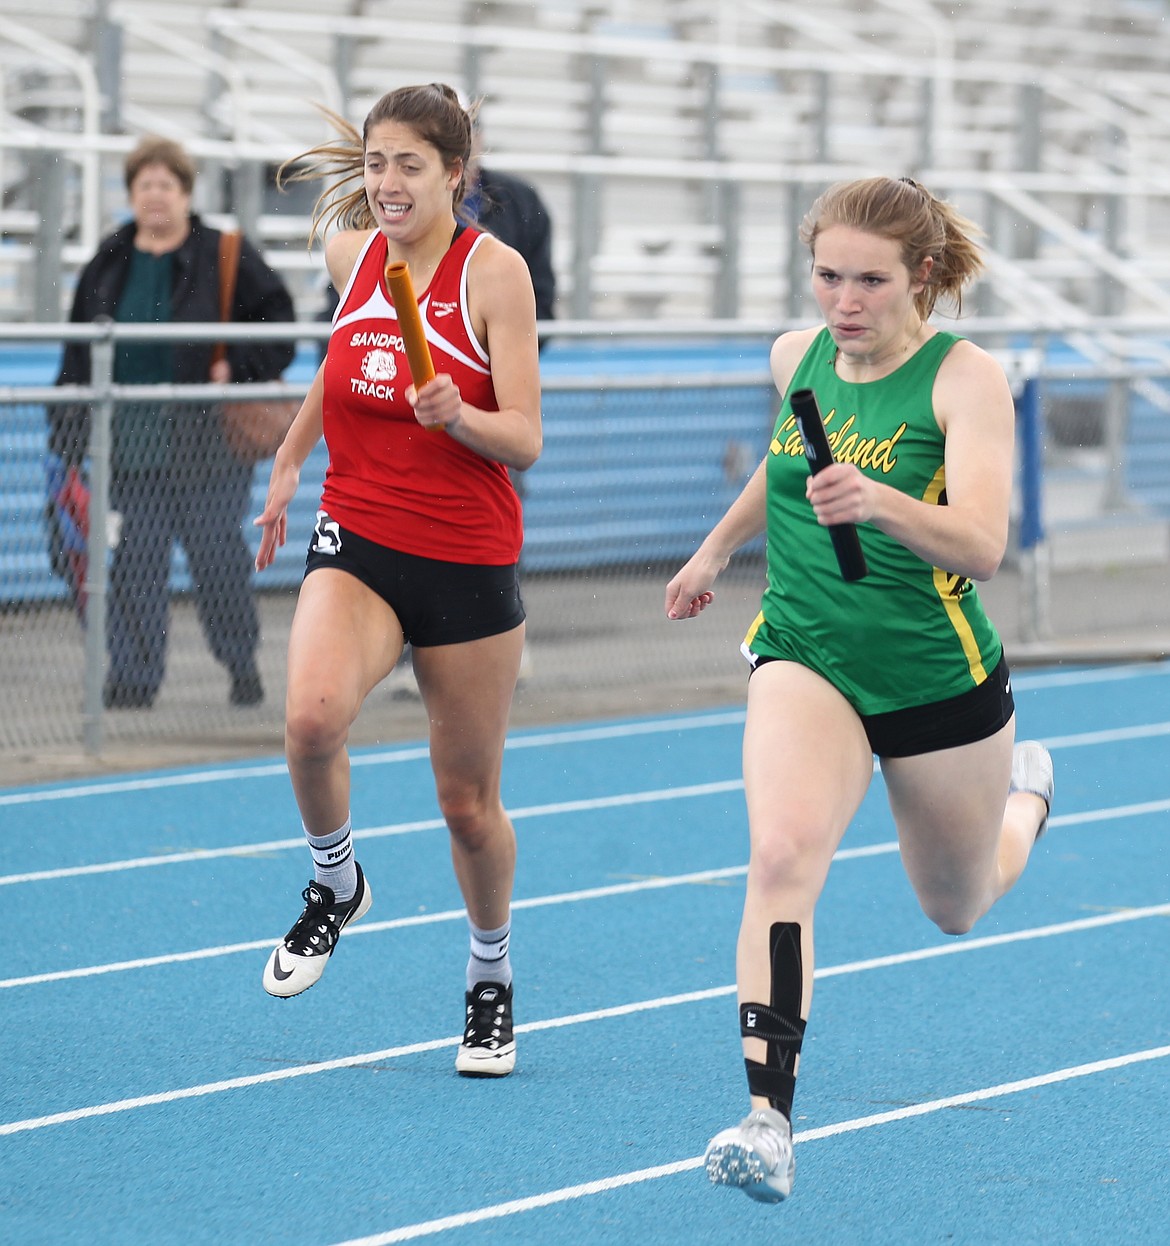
xmin=665 ymin=176 xmax=1054 ymax=1204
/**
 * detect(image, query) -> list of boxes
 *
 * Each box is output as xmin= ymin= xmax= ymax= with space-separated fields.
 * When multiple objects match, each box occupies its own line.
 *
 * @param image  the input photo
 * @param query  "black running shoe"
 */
xmin=262 ymin=864 xmax=372 ymax=998
xmin=455 ymin=980 xmax=516 ymax=1077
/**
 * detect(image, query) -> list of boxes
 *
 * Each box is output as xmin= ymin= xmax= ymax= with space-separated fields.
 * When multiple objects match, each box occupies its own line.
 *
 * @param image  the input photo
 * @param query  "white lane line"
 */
xmin=0 ymin=847 xmax=895 ymax=990
xmin=3 ymin=762 xmax=1167 ymax=892
xmin=0 ymin=780 xmax=747 ymax=886
xmin=0 ymin=712 xmax=749 ymax=807
xmin=1043 ymin=721 xmax=1170 ymax=749
xmin=0 ymin=666 xmax=1165 ymax=806
xmin=3 ymin=901 xmax=1167 ymax=1137
xmin=333 ymin=1158 xmax=708 ymax=1246
xmin=1049 ymin=797 xmax=1170 ymax=828
xmin=0 ymin=864 xmax=759 ymax=990
xmin=327 ymin=1043 xmax=1170 ymax=1245
xmin=4 ymin=789 xmax=1169 ymax=989
xmin=811 ymin=900 xmax=1170 ymax=978
xmin=0 ymin=761 xmax=294 ymax=807
xmin=1015 ymin=663 xmax=1170 ymax=690
xmin=0 ymin=821 xmax=434 ymax=887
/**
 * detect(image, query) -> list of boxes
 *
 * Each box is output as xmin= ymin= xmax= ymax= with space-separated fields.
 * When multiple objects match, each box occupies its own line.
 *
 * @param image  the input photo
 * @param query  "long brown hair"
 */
xmin=800 ymin=176 xmax=985 ymax=318
xmin=278 ymin=83 xmax=478 ymax=246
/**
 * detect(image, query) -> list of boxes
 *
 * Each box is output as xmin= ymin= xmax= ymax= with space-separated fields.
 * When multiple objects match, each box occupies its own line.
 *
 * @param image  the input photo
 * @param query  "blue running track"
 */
xmin=2 ymin=661 xmax=1169 ymax=1244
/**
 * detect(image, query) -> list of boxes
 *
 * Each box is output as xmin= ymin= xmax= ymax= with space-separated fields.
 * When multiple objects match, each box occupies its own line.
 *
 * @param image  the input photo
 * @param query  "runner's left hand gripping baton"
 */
xmin=384 ymin=260 xmax=436 ymax=391
xmin=789 ymin=387 xmax=869 ymax=582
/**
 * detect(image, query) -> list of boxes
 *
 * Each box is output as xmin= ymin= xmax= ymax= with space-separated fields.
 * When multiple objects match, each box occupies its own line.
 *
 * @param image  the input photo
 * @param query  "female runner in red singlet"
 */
xmin=254 ymin=84 xmax=541 ymax=1079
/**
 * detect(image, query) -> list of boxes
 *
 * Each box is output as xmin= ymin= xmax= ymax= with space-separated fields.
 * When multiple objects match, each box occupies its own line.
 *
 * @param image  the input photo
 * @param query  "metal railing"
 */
xmin=2 ymin=315 xmax=1169 ymax=761
xmin=5 ymin=5 xmax=1170 ymax=323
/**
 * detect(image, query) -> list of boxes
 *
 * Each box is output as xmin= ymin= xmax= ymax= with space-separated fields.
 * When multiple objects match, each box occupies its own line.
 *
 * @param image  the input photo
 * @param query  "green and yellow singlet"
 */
xmin=743 ymin=327 xmax=1003 ymax=716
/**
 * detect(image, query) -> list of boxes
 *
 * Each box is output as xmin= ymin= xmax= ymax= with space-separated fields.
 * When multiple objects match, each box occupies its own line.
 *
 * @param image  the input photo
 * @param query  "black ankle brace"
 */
xmin=741 ymin=921 xmax=805 ymax=1120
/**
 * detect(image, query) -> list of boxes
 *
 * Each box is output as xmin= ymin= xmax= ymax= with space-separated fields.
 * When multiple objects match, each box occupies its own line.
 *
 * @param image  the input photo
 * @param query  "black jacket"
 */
xmin=475 ymin=167 xmax=556 ymax=325
xmin=52 ymin=214 xmax=296 ymax=468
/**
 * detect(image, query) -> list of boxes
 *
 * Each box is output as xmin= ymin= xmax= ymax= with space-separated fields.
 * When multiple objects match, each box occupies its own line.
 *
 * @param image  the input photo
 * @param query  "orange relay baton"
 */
xmin=384 ymin=260 xmax=436 ymax=391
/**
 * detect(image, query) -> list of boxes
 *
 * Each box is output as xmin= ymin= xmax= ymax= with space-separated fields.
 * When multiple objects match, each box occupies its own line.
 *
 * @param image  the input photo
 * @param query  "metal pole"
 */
xmin=699 ymin=60 xmax=740 ymax=318
xmin=570 ymin=170 xmax=601 ymax=320
xmin=812 ymin=72 xmax=830 ymax=163
xmin=569 ymin=54 xmax=606 ymax=319
xmin=461 ymin=38 xmax=482 ymax=103
xmin=234 ymin=159 xmax=263 ymax=239
xmin=714 ymin=179 xmax=741 ymax=319
xmin=333 ymin=33 xmax=354 ymax=114
xmin=1014 ymin=83 xmax=1042 ymax=261
xmin=32 ymin=149 xmax=66 ymax=321
xmin=785 ymin=181 xmax=807 ymax=320
xmin=918 ymin=75 xmax=934 ymax=174
xmin=93 ymin=0 xmax=123 ymax=134
xmin=1015 ymin=375 xmax=1050 ymax=642
xmin=1101 ymin=376 xmax=1131 ymax=511
xmin=1099 ymin=138 xmax=1124 ymax=316
xmin=82 ymin=325 xmax=114 ymax=754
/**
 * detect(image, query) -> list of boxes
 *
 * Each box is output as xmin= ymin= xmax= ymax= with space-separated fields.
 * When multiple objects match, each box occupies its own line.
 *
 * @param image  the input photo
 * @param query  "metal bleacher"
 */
xmin=3 ymin=0 xmax=1170 ymax=323
xmin=6 ymin=0 xmax=1170 ymax=761
xmin=4 ymin=0 xmax=1170 ymax=600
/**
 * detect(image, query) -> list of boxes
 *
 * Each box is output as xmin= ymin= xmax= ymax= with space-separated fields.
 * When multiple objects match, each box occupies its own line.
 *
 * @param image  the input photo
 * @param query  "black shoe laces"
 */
xmin=284 ymin=884 xmax=345 ymax=957
xmin=463 ymin=988 xmax=512 ymax=1048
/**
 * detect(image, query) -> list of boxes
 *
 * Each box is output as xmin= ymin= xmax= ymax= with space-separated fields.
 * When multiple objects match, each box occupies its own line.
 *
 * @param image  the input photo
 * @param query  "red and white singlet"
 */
xmin=319 ymin=226 xmax=523 ymax=564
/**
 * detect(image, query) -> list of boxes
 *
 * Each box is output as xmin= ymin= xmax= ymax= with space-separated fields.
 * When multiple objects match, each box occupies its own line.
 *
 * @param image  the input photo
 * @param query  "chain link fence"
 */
xmin=0 ymin=323 xmax=777 ymax=780
xmin=3 ymin=322 xmax=1170 ymax=784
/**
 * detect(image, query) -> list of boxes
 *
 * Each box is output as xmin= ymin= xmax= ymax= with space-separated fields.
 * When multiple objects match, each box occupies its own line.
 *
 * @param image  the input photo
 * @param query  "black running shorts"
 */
xmin=304 ymin=511 xmax=525 ymax=647
xmin=750 ymin=651 xmax=1015 ymax=758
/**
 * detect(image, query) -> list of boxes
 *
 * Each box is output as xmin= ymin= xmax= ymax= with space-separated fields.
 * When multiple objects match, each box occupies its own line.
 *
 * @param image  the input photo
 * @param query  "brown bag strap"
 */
xmin=212 ymin=230 xmax=243 ymax=367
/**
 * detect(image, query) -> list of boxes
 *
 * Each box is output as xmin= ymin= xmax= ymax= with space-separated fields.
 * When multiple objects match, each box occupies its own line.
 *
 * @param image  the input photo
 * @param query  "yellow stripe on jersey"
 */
xmin=922 ymin=465 xmax=988 ymax=686
xmin=743 ymin=610 xmax=766 ymax=650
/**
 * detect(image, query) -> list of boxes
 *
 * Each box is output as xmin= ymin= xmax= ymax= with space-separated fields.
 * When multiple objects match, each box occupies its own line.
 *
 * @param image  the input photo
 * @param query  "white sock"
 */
xmin=467 ymin=916 xmax=512 ymax=989
xmin=305 ymin=817 xmax=357 ymax=902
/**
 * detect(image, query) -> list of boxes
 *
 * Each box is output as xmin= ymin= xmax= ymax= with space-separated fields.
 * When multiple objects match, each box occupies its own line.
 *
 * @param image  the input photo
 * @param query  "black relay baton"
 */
xmin=788 ymin=387 xmax=869 ymax=582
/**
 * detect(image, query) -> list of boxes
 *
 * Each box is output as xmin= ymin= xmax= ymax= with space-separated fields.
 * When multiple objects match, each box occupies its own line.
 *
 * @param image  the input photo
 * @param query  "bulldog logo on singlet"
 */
xmin=350 ymin=348 xmax=399 ymax=400
xmin=361 ymin=350 xmax=397 ymax=383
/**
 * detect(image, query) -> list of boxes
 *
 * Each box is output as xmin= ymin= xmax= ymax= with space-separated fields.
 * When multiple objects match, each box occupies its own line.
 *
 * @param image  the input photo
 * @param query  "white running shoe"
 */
xmin=262 ymin=864 xmax=372 ymax=998
xmin=1010 ymin=740 xmax=1054 ymax=839
xmin=704 ymin=1108 xmax=795 ymax=1203
xmin=455 ymin=981 xmax=516 ymax=1077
